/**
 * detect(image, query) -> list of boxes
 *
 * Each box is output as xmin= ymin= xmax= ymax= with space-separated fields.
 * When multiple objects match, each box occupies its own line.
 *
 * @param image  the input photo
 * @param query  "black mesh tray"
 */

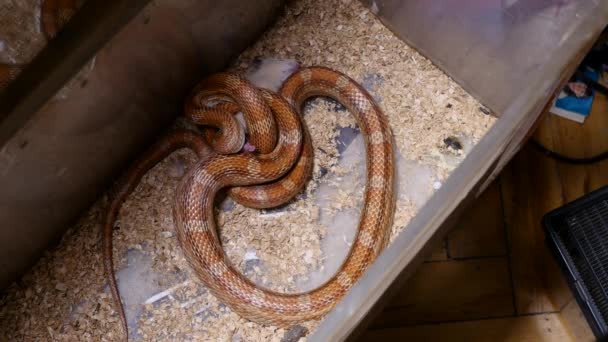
xmin=543 ymin=185 xmax=608 ymax=341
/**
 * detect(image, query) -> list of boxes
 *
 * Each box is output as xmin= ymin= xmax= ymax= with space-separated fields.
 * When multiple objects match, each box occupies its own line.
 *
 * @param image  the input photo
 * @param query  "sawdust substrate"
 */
xmin=0 ymin=0 xmax=46 ymax=65
xmin=0 ymin=0 xmax=90 ymax=97
xmin=0 ymin=0 xmax=495 ymax=341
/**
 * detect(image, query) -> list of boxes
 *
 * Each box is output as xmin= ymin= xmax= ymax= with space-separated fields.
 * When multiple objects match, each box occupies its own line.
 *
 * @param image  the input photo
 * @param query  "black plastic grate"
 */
xmin=544 ymin=185 xmax=608 ymax=341
xmin=562 ymin=200 xmax=608 ymax=318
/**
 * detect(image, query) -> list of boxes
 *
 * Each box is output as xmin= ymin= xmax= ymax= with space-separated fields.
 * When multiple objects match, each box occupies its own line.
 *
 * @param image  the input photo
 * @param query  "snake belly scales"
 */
xmin=103 ymin=66 xmax=396 ymax=338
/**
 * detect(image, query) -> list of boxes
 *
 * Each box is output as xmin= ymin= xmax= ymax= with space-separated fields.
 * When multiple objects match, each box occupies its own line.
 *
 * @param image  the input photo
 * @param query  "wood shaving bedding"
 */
xmin=0 ymin=0 xmax=496 ymax=341
xmin=0 ymin=0 xmax=45 ymax=65
xmin=0 ymin=0 xmax=92 ymax=99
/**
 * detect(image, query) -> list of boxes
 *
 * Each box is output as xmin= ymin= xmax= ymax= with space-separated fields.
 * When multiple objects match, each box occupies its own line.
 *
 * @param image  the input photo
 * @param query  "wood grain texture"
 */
xmin=448 ymin=180 xmax=507 ymax=259
xmin=362 ymin=313 xmax=572 ymax=342
xmin=538 ymin=92 xmax=608 ymax=201
xmin=372 ymin=258 xmax=514 ymax=328
xmin=425 ymin=239 xmax=448 ymax=262
xmin=532 ymin=91 xmax=608 ymax=340
xmin=535 ymin=90 xmax=608 ymax=165
xmin=502 ymin=90 xmax=608 ymax=316
xmin=559 ymin=300 xmax=595 ymax=342
xmin=500 ymin=144 xmax=565 ymax=314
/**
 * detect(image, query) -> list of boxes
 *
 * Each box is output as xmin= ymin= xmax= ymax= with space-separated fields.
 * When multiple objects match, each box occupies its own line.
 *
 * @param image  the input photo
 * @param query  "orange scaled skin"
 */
xmin=103 ymin=67 xmax=395 ymax=340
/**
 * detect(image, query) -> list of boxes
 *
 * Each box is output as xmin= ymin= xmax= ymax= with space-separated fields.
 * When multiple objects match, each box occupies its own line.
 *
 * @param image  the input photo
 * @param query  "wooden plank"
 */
xmin=536 ymin=89 xmax=608 ymax=162
xmin=501 ymin=143 xmax=566 ymax=314
xmin=549 ymin=91 xmax=608 ymax=310
xmin=535 ymin=89 xmax=608 ymax=200
xmin=532 ymin=90 xmax=608 ymax=337
xmin=372 ymin=258 xmax=514 ymax=328
xmin=425 ymin=239 xmax=448 ymax=262
xmin=361 ymin=313 xmax=572 ymax=342
xmin=448 ymin=180 xmax=507 ymax=258
xmin=502 ymin=91 xmax=608 ymax=315
xmin=559 ymin=300 xmax=595 ymax=342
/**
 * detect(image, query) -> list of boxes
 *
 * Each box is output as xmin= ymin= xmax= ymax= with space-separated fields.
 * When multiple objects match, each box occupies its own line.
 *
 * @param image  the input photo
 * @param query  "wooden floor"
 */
xmin=360 ymin=91 xmax=608 ymax=341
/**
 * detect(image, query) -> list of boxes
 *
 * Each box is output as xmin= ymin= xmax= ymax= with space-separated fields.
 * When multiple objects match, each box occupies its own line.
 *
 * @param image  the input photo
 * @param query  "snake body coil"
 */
xmin=103 ymin=67 xmax=395 ymax=338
